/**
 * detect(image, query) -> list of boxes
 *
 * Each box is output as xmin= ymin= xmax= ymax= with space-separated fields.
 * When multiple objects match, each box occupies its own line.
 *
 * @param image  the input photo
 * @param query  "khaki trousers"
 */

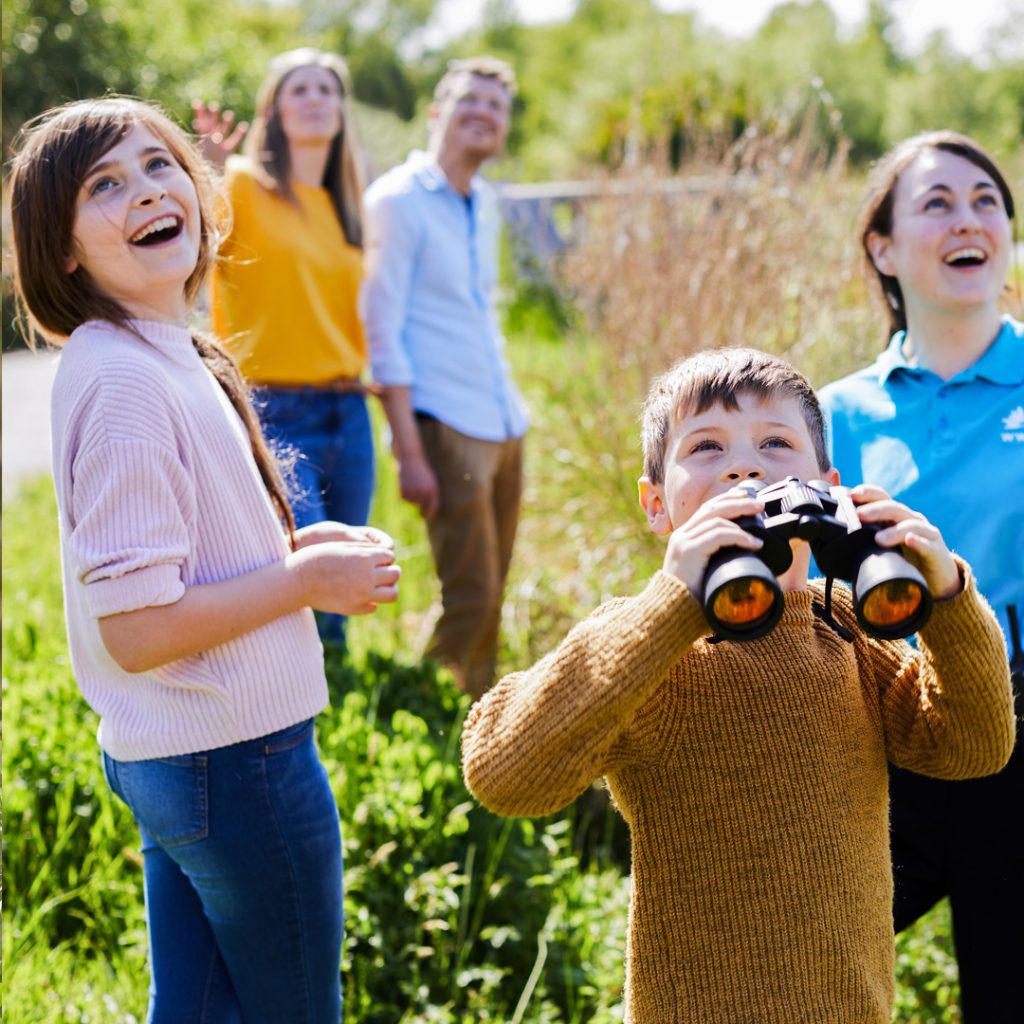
xmin=417 ymin=417 xmax=524 ymax=698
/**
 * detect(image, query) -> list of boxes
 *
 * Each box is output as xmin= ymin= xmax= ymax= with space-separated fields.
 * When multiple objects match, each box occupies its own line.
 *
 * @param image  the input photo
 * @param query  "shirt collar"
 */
xmin=408 ymin=149 xmax=481 ymax=202
xmin=877 ymin=316 xmax=1023 ymax=386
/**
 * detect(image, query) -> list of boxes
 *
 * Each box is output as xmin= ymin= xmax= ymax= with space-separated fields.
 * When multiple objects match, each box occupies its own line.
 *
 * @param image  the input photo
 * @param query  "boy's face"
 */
xmin=639 ymin=393 xmax=837 ymax=536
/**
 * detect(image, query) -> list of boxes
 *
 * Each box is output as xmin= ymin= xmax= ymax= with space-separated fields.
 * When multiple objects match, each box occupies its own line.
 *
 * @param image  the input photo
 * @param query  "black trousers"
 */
xmin=890 ymin=676 xmax=1023 ymax=1023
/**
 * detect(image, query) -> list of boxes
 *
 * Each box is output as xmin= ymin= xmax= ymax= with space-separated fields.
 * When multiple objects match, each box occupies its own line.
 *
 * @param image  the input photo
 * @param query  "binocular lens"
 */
xmin=711 ymin=578 xmax=777 ymax=627
xmin=860 ymin=579 xmax=924 ymax=629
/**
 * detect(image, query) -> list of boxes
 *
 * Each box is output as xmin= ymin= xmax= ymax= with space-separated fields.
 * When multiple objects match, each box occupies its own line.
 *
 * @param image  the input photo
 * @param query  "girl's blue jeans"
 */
xmin=103 ymin=719 xmax=344 ymax=1024
xmin=259 ymin=387 xmax=376 ymax=644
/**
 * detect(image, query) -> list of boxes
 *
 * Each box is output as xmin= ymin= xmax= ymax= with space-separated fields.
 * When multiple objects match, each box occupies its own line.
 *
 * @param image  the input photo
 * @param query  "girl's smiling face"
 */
xmin=69 ymin=123 xmax=201 ymax=324
xmin=867 ymin=148 xmax=1012 ymax=321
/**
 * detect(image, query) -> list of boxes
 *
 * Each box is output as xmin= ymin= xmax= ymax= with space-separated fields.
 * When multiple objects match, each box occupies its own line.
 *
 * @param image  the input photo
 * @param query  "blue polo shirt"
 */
xmin=819 ymin=316 xmax=1024 ymax=649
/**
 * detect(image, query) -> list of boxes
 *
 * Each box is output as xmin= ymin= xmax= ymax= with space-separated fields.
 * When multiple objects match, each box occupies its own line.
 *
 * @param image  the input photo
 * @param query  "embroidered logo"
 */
xmin=1001 ymin=405 xmax=1024 ymax=442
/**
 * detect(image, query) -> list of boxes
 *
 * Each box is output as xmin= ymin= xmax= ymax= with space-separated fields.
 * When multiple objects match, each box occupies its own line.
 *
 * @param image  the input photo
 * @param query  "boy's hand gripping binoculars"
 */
xmin=701 ymin=477 xmax=933 ymax=641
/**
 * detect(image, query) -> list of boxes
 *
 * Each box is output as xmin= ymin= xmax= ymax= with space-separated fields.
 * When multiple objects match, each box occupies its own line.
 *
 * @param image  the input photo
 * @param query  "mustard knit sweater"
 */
xmin=462 ymin=564 xmax=1015 ymax=1023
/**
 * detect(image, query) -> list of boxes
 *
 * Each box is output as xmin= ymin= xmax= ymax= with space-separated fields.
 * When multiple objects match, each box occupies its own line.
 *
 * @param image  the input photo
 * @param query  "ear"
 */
xmin=822 ymin=465 xmax=841 ymax=487
xmin=427 ymin=100 xmax=441 ymax=134
xmin=865 ymin=231 xmax=895 ymax=277
xmin=639 ymin=477 xmax=673 ymax=537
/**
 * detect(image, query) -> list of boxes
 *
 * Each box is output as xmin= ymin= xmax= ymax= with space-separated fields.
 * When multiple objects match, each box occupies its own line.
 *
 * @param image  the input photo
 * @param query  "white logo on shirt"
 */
xmin=1001 ymin=405 xmax=1024 ymax=442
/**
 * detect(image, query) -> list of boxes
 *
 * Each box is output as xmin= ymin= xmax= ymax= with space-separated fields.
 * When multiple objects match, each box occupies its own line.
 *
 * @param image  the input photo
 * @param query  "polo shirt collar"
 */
xmin=877 ymin=317 xmax=1023 ymax=387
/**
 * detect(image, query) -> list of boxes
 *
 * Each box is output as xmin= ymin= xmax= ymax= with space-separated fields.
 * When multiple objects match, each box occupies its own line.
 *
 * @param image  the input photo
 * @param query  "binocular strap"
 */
xmin=812 ymin=577 xmax=855 ymax=643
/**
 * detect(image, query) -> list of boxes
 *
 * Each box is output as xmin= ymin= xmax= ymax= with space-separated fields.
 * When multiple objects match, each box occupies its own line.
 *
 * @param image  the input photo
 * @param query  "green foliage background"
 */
xmin=3 ymin=0 xmax=1023 ymax=177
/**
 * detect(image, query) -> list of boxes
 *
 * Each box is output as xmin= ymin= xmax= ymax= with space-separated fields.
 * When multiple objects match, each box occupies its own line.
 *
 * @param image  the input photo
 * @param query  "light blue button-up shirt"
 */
xmin=361 ymin=150 xmax=529 ymax=442
xmin=820 ymin=316 xmax=1024 ymax=649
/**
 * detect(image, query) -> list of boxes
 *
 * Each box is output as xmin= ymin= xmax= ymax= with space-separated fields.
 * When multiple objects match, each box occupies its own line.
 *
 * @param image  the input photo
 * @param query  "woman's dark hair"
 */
xmin=8 ymin=97 xmax=296 ymax=539
xmin=860 ymin=130 xmax=1017 ymax=339
xmin=244 ymin=48 xmax=365 ymax=247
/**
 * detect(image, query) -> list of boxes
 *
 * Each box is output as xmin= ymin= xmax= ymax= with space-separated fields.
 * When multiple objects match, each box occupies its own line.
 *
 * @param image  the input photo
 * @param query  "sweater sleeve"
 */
xmin=62 ymin=366 xmax=195 ymax=619
xmin=862 ymin=557 xmax=1015 ymax=779
xmin=461 ymin=572 xmax=709 ymax=818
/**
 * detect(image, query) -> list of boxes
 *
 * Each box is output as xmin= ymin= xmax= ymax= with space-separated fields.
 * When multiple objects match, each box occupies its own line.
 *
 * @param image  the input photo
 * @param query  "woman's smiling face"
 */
xmin=867 ymin=147 xmax=1012 ymax=321
xmin=69 ymin=123 xmax=201 ymax=323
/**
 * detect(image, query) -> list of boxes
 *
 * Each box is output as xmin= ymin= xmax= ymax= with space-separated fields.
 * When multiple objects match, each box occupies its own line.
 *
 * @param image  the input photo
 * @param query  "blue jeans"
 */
xmin=259 ymin=388 xmax=376 ymax=644
xmin=103 ymin=720 xmax=343 ymax=1024
xmin=259 ymin=388 xmax=375 ymax=531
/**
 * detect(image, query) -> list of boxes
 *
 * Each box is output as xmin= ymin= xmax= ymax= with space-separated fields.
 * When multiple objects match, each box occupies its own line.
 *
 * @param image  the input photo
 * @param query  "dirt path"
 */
xmin=2 ymin=348 xmax=61 ymax=498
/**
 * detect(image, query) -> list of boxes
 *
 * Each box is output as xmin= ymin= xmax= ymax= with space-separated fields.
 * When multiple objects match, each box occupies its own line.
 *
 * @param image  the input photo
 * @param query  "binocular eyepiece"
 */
xmin=701 ymin=477 xmax=933 ymax=642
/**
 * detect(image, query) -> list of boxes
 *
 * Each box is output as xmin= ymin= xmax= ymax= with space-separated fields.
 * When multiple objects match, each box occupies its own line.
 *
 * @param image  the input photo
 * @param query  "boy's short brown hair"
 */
xmin=641 ymin=348 xmax=830 ymax=484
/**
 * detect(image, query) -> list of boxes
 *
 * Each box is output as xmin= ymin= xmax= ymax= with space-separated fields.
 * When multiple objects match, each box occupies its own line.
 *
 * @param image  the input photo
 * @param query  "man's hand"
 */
xmin=398 ymin=455 xmax=441 ymax=518
xmin=191 ymin=101 xmax=248 ymax=167
xmin=662 ymin=488 xmax=765 ymax=596
xmin=850 ymin=484 xmax=961 ymax=600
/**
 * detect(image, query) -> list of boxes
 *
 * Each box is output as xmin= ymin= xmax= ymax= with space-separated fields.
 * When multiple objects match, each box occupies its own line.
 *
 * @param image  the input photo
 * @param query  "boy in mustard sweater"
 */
xmin=461 ymin=348 xmax=1015 ymax=1023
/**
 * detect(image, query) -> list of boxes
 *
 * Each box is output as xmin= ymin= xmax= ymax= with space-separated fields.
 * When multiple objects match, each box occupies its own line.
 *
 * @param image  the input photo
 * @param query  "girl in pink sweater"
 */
xmin=9 ymin=97 xmax=400 ymax=1023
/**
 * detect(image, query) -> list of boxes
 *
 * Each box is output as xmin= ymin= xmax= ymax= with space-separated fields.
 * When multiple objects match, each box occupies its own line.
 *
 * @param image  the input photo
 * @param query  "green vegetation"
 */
xmin=4 ymin=0 xmax=1022 ymax=178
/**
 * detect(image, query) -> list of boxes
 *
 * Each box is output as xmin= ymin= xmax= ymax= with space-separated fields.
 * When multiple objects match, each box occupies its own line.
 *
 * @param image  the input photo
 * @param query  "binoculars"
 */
xmin=701 ymin=477 xmax=933 ymax=641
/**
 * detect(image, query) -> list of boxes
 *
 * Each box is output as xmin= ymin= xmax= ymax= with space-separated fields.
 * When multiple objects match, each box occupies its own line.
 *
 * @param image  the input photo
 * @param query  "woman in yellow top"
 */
xmin=197 ymin=50 xmax=374 ymax=635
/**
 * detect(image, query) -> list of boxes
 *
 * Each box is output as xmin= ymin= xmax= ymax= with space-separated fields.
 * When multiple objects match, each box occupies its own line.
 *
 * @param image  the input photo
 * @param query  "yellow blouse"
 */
xmin=211 ymin=156 xmax=367 ymax=385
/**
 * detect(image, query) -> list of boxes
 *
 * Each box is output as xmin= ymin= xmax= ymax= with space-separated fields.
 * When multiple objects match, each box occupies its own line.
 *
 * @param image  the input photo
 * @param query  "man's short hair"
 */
xmin=433 ymin=56 xmax=518 ymax=104
xmin=641 ymin=348 xmax=830 ymax=484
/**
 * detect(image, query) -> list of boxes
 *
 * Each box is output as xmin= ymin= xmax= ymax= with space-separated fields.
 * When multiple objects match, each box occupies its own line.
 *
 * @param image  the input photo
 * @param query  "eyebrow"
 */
xmin=916 ymin=180 xmax=998 ymax=198
xmin=84 ymin=145 xmax=171 ymax=178
xmin=680 ymin=420 xmax=799 ymax=440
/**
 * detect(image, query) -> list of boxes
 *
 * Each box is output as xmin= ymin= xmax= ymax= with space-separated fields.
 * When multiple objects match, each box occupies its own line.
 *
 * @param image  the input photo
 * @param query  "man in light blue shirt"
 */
xmin=362 ymin=56 xmax=527 ymax=697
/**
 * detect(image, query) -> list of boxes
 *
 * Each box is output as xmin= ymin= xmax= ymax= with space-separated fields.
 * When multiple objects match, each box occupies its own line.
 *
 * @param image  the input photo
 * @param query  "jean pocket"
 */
xmin=262 ymin=718 xmax=314 ymax=756
xmin=115 ymin=753 xmax=210 ymax=848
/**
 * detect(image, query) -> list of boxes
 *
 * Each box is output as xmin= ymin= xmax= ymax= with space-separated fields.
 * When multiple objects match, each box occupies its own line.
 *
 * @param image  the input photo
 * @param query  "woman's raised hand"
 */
xmin=191 ymin=101 xmax=248 ymax=167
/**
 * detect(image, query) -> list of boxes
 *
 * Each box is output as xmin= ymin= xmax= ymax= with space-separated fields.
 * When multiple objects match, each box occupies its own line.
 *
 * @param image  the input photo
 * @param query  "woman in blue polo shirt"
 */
xmin=821 ymin=131 xmax=1023 ymax=1023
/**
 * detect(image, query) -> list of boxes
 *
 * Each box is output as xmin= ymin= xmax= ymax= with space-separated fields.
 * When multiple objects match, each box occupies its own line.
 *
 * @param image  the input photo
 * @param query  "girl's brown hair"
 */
xmin=859 ymin=130 xmax=1017 ymax=340
xmin=244 ymin=48 xmax=365 ymax=247
xmin=8 ymin=97 xmax=295 ymax=539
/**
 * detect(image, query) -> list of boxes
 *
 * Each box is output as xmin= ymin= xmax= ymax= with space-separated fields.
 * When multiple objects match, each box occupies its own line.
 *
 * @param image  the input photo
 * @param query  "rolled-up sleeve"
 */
xmin=69 ymin=438 xmax=194 ymax=618
xmin=361 ymin=189 xmax=421 ymax=387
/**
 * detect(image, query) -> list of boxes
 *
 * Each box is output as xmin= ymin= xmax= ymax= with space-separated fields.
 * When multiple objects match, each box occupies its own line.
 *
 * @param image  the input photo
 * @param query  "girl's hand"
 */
xmin=849 ymin=484 xmax=961 ymax=600
xmin=662 ymin=488 xmax=765 ymax=597
xmin=293 ymin=522 xmax=396 ymax=551
xmin=290 ymin=540 xmax=401 ymax=616
xmin=191 ymin=101 xmax=248 ymax=167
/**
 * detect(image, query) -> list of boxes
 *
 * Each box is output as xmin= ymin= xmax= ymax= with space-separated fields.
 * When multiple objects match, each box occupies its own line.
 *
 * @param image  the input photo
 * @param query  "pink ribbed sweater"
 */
xmin=462 ymin=567 xmax=1015 ymax=1022
xmin=50 ymin=320 xmax=327 ymax=761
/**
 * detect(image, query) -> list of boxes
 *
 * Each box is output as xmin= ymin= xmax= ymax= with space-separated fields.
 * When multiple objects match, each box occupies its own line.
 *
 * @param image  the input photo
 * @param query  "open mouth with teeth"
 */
xmin=130 ymin=216 xmax=184 ymax=246
xmin=943 ymin=247 xmax=987 ymax=267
